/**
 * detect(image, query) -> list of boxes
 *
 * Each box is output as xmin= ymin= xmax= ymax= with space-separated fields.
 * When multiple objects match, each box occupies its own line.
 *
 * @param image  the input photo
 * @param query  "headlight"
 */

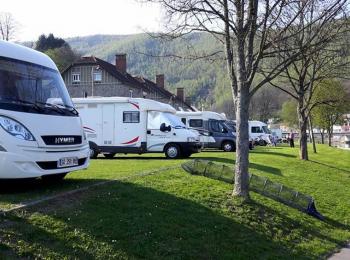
xmin=0 ymin=116 xmax=35 ymax=141
xmin=187 ymin=137 xmax=197 ymax=142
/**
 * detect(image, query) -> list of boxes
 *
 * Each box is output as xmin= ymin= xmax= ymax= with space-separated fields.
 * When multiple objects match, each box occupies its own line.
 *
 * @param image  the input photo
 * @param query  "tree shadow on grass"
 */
xmin=309 ymin=160 xmax=350 ymax=174
xmin=0 ymin=178 xmax=98 ymax=208
xmin=199 ymin=157 xmax=282 ymax=175
xmin=0 ymin=180 xmax=312 ymax=259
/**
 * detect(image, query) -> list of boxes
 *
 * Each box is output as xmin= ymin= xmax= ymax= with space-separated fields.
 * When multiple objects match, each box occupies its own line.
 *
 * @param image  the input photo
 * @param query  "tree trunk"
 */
xmin=233 ymin=85 xmax=250 ymax=198
xmin=309 ymin=116 xmax=317 ymax=153
xmin=328 ymin=128 xmax=332 ymax=146
xmin=320 ymin=130 xmax=324 ymax=144
xmin=297 ymin=102 xmax=308 ymax=160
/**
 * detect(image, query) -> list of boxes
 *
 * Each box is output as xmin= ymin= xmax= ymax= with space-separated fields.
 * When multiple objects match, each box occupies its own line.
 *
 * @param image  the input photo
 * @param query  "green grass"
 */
xmin=0 ymin=145 xmax=349 ymax=259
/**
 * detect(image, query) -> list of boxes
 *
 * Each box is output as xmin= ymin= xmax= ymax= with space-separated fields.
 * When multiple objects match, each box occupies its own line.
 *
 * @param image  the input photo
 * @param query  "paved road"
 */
xmin=329 ymin=244 xmax=350 ymax=260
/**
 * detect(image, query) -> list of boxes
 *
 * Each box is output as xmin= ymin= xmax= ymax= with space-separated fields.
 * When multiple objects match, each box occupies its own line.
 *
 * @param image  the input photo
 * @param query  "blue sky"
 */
xmin=2 ymin=0 xmax=162 ymax=41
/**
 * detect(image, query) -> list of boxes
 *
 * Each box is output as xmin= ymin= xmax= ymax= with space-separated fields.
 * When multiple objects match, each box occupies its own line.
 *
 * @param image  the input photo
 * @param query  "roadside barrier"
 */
xmin=181 ymin=159 xmax=324 ymax=220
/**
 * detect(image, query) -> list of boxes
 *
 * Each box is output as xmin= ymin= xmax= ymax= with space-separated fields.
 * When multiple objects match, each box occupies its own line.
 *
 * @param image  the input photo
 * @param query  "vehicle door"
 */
xmin=207 ymin=119 xmax=230 ymax=148
xmin=146 ymin=111 xmax=172 ymax=152
xmin=102 ymin=104 xmax=115 ymax=146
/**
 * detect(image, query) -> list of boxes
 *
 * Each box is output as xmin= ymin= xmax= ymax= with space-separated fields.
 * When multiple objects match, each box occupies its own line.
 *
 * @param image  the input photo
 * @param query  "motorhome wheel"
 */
xmin=89 ymin=147 xmax=99 ymax=159
xmin=165 ymin=144 xmax=181 ymax=159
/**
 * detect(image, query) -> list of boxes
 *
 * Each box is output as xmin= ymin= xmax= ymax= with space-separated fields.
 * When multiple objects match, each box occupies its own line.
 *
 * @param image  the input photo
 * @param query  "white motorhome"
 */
xmin=73 ymin=97 xmax=201 ymax=159
xmin=248 ymin=121 xmax=271 ymax=145
xmin=176 ymin=111 xmax=237 ymax=152
xmin=0 ymin=41 xmax=89 ymax=180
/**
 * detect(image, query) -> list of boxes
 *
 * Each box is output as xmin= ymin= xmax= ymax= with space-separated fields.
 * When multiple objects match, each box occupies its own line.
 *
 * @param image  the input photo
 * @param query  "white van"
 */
xmin=176 ymin=111 xmax=237 ymax=152
xmin=248 ymin=121 xmax=271 ymax=145
xmin=0 ymin=41 xmax=89 ymax=180
xmin=73 ymin=97 xmax=201 ymax=159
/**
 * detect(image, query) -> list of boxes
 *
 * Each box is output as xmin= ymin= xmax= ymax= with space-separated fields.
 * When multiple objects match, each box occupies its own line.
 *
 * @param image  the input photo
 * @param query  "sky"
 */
xmin=2 ymin=0 xmax=162 ymax=41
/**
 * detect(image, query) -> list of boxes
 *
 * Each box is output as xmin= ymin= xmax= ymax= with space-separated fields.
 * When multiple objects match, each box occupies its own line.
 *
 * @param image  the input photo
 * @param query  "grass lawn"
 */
xmin=0 ymin=145 xmax=349 ymax=259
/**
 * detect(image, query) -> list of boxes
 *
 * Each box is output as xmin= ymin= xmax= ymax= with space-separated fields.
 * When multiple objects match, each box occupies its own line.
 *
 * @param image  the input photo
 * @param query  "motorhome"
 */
xmin=176 ymin=111 xmax=237 ymax=152
xmin=248 ymin=121 xmax=271 ymax=145
xmin=73 ymin=97 xmax=201 ymax=159
xmin=0 ymin=41 xmax=89 ymax=180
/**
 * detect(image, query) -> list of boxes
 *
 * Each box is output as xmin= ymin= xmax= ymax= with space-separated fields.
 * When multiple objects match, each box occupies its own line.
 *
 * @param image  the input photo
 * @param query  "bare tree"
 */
xmin=268 ymin=1 xmax=349 ymax=160
xmin=0 ymin=12 xmax=18 ymax=41
xmin=143 ymin=0 xmax=347 ymax=198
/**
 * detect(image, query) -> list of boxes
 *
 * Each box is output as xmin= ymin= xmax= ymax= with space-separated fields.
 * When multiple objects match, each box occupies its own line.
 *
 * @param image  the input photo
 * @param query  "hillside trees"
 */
xmin=35 ymin=34 xmax=79 ymax=71
xmin=145 ymin=0 xmax=348 ymax=199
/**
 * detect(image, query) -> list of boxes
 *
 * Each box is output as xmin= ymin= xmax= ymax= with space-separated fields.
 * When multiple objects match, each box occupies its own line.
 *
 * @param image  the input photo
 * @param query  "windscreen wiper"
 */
xmin=1 ymin=98 xmax=44 ymax=112
xmin=35 ymin=101 xmax=66 ymax=115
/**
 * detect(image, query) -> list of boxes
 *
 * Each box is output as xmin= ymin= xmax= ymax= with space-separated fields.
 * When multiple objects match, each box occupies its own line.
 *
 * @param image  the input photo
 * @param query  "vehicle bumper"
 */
xmin=0 ymin=145 xmax=90 ymax=179
xmin=179 ymin=142 xmax=202 ymax=154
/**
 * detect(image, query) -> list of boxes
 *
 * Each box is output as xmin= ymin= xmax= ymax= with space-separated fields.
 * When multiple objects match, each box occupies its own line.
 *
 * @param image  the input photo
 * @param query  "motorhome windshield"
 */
xmin=148 ymin=111 xmax=186 ymax=129
xmin=0 ymin=57 xmax=76 ymax=116
xmin=262 ymin=126 xmax=271 ymax=134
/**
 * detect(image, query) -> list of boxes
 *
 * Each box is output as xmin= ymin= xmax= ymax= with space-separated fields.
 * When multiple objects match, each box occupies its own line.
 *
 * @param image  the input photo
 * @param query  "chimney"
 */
xmin=156 ymin=74 xmax=165 ymax=88
xmin=176 ymin=87 xmax=185 ymax=102
xmin=115 ymin=54 xmax=127 ymax=73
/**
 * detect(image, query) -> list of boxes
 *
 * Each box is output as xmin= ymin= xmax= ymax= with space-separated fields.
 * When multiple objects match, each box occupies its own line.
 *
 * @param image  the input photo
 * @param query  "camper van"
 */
xmin=248 ymin=121 xmax=271 ymax=145
xmin=176 ymin=111 xmax=237 ymax=152
xmin=0 ymin=41 xmax=89 ymax=179
xmin=73 ymin=97 xmax=201 ymax=159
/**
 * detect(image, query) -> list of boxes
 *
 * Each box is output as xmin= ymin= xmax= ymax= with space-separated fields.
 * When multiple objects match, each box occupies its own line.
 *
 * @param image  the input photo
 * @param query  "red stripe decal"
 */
xmin=121 ymin=136 xmax=139 ymax=144
xmin=129 ymin=102 xmax=140 ymax=110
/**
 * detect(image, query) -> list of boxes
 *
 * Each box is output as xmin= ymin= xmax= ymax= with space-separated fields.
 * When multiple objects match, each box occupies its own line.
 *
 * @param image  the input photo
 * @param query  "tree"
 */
xmin=269 ymin=1 xmax=349 ymax=160
xmin=144 ymin=0 xmax=347 ymax=198
xmin=35 ymin=33 xmax=66 ymax=52
xmin=0 ymin=12 xmax=18 ymax=41
xmin=312 ymin=80 xmax=349 ymax=146
xmin=45 ymin=45 xmax=79 ymax=72
xmin=280 ymin=100 xmax=298 ymax=128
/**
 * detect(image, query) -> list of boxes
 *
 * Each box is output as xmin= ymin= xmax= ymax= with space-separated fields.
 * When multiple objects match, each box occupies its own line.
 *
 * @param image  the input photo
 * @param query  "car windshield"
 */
xmin=0 ymin=57 xmax=75 ymax=115
xmin=147 ymin=111 xmax=186 ymax=129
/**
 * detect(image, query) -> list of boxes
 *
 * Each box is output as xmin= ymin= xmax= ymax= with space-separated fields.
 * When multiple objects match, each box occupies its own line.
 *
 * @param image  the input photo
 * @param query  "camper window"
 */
xmin=123 ymin=111 xmax=140 ymax=123
xmin=181 ymin=118 xmax=186 ymax=125
xmin=210 ymin=120 xmax=228 ymax=133
xmin=189 ymin=119 xmax=203 ymax=128
xmin=251 ymin=126 xmax=263 ymax=133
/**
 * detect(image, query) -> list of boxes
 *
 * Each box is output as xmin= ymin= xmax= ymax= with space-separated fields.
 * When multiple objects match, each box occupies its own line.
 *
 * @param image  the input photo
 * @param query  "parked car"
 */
xmin=74 ymin=97 xmax=201 ymax=159
xmin=0 ymin=40 xmax=89 ymax=180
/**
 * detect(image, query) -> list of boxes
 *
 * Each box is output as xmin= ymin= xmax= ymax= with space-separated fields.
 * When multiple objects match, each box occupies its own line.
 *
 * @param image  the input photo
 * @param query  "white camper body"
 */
xmin=248 ymin=121 xmax=271 ymax=145
xmin=73 ymin=97 xmax=201 ymax=159
xmin=176 ymin=111 xmax=237 ymax=152
xmin=0 ymin=41 xmax=89 ymax=179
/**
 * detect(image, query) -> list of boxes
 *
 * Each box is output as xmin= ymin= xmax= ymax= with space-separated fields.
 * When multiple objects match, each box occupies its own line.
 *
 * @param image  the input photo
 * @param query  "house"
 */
xmin=61 ymin=54 xmax=194 ymax=111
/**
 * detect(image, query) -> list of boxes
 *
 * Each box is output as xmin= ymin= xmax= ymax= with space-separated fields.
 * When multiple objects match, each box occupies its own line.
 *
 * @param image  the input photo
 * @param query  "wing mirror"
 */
xmin=160 ymin=123 xmax=171 ymax=132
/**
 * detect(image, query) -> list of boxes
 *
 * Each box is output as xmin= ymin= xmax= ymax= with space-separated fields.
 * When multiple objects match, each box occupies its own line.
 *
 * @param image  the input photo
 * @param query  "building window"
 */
xmin=72 ymin=73 xmax=80 ymax=84
xmin=189 ymin=119 xmax=203 ymax=128
xmin=123 ymin=111 xmax=140 ymax=123
xmin=93 ymin=71 xmax=102 ymax=82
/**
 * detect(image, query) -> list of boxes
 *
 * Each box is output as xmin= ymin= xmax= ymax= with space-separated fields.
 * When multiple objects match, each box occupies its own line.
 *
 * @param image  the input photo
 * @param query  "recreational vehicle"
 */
xmin=227 ymin=120 xmax=272 ymax=145
xmin=73 ymin=97 xmax=201 ymax=159
xmin=0 ymin=41 xmax=89 ymax=179
xmin=176 ymin=111 xmax=237 ymax=152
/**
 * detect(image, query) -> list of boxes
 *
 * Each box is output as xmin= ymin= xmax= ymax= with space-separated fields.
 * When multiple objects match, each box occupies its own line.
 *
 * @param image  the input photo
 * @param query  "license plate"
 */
xmin=57 ymin=157 xmax=79 ymax=168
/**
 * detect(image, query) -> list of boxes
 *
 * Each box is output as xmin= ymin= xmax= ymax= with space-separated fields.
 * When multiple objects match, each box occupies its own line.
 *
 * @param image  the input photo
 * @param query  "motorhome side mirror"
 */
xmin=160 ymin=123 xmax=171 ymax=132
